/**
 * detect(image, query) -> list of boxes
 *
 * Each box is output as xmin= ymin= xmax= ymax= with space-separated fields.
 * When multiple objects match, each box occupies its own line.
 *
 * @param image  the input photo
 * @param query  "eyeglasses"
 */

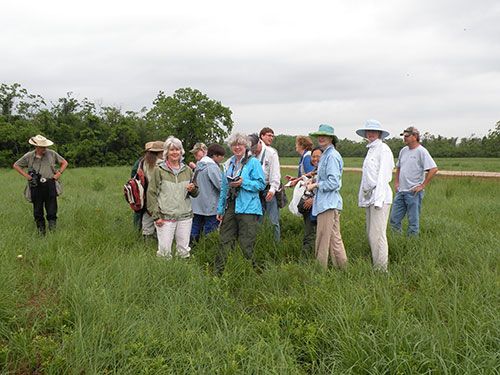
xmin=403 ymin=134 xmax=413 ymax=138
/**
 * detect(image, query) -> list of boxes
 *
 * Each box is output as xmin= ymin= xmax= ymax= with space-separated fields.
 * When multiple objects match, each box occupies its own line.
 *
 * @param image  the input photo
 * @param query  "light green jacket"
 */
xmin=147 ymin=162 xmax=199 ymax=221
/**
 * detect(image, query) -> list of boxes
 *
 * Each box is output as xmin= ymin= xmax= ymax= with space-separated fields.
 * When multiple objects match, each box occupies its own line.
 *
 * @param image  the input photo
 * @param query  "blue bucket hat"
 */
xmin=309 ymin=124 xmax=338 ymax=142
xmin=356 ymin=119 xmax=390 ymax=140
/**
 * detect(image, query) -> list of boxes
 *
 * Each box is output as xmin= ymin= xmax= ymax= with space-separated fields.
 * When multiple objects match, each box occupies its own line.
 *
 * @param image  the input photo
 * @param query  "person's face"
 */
xmin=167 ymin=146 xmax=181 ymax=162
xmin=231 ymin=143 xmax=246 ymax=158
xmin=193 ymin=149 xmax=205 ymax=161
xmin=155 ymin=151 xmax=164 ymax=160
xmin=365 ymin=130 xmax=381 ymax=143
xmin=311 ymin=149 xmax=322 ymax=167
xmin=260 ymin=132 xmax=274 ymax=146
xmin=295 ymin=141 xmax=304 ymax=154
xmin=403 ymin=133 xmax=416 ymax=145
xmin=317 ymin=136 xmax=332 ymax=148
xmin=35 ymin=146 xmax=47 ymax=155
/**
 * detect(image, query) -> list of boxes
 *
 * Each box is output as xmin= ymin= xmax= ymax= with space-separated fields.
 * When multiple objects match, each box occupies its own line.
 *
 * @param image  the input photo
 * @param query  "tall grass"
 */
xmin=0 ymin=167 xmax=498 ymax=373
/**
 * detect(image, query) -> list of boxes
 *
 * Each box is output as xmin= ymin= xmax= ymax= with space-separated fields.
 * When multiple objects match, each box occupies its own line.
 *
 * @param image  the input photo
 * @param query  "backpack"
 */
xmin=124 ymin=160 xmax=147 ymax=212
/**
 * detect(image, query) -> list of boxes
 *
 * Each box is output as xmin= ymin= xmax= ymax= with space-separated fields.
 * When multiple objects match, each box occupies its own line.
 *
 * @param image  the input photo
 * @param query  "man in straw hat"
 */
xmin=13 ymin=135 xmax=68 ymax=235
xmin=307 ymin=124 xmax=348 ymax=269
xmin=389 ymin=126 xmax=438 ymax=236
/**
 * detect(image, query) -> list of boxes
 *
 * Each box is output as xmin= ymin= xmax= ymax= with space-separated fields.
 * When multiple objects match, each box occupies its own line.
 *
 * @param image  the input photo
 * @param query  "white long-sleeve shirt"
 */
xmin=358 ymin=139 xmax=395 ymax=208
xmin=256 ymin=144 xmax=281 ymax=193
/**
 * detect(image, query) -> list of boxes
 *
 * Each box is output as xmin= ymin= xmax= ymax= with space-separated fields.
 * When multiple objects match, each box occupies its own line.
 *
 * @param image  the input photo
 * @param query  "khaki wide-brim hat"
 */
xmin=145 ymin=141 xmax=165 ymax=152
xmin=29 ymin=135 xmax=53 ymax=147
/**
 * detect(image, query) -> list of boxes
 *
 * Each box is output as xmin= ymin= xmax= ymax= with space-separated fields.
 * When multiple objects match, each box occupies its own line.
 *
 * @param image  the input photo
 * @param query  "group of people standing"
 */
xmin=13 ymin=120 xmax=437 ymax=274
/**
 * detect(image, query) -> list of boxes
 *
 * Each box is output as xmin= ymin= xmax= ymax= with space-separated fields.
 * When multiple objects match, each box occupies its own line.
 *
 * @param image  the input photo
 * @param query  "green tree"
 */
xmin=146 ymin=88 xmax=233 ymax=156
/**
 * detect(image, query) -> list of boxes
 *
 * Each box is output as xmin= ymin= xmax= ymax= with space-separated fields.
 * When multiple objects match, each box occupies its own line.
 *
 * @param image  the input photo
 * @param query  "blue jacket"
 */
xmin=217 ymin=155 xmax=266 ymax=216
xmin=191 ymin=156 xmax=222 ymax=216
xmin=312 ymin=145 xmax=344 ymax=215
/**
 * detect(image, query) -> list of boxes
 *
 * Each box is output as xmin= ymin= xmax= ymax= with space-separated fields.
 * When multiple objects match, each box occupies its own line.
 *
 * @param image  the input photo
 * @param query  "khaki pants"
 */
xmin=315 ymin=209 xmax=347 ymax=269
xmin=366 ymin=204 xmax=391 ymax=271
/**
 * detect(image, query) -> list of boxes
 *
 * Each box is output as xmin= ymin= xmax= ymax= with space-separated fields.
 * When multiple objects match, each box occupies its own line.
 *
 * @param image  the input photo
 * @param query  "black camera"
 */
xmin=28 ymin=169 xmax=41 ymax=188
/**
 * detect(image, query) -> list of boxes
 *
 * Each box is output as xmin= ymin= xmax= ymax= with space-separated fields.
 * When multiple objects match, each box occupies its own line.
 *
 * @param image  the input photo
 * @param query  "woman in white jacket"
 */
xmin=356 ymin=120 xmax=395 ymax=271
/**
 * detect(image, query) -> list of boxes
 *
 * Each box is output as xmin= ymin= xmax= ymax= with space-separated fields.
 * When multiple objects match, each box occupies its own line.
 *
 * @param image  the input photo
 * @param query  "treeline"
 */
xmin=1 ymin=83 xmax=499 ymax=168
xmin=275 ymin=127 xmax=500 ymax=158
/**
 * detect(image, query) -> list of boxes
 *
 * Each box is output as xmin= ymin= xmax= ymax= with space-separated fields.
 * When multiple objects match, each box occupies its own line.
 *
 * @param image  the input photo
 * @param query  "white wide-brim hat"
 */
xmin=356 ymin=119 xmax=390 ymax=140
xmin=28 ymin=135 xmax=54 ymax=147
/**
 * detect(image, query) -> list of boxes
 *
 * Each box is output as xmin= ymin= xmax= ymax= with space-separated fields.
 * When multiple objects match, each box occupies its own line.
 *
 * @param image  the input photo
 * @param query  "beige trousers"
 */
xmin=315 ymin=209 xmax=347 ymax=269
xmin=366 ymin=204 xmax=391 ymax=271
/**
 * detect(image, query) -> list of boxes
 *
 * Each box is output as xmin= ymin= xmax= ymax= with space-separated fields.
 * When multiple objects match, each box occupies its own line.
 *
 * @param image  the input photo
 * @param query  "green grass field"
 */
xmin=1 ymin=166 xmax=499 ymax=373
xmin=280 ymin=157 xmax=500 ymax=172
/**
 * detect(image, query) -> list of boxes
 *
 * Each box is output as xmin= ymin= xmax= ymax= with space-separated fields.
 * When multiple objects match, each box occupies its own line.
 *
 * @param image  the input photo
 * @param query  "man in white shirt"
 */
xmin=251 ymin=127 xmax=282 ymax=241
xmin=390 ymin=127 xmax=438 ymax=235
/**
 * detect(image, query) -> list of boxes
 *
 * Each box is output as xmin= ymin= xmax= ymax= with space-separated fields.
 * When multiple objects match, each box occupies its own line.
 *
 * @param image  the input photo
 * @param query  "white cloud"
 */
xmin=1 ymin=0 xmax=499 ymax=139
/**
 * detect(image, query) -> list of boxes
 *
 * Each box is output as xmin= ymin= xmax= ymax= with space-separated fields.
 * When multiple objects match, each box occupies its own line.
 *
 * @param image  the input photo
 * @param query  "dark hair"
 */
xmin=311 ymin=146 xmax=323 ymax=155
xmin=207 ymin=144 xmax=226 ymax=158
xmin=259 ymin=127 xmax=274 ymax=138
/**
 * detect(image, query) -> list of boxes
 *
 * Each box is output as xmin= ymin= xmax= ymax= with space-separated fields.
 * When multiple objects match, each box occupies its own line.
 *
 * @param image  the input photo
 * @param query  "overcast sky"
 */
xmin=1 ymin=0 xmax=499 ymax=140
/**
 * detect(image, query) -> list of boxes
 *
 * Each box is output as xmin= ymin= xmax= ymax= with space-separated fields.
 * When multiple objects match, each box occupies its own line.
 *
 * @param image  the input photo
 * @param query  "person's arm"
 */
xmin=373 ymin=147 xmax=395 ymax=208
xmin=267 ymin=150 xmax=281 ymax=194
xmin=394 ymin=167 xmax=400 ymax=192
xmin=147 ymin=167 xmax=161 ymax=221
xmin=412 ymin=167 xmax=438 ymax=193
xmin=54 ymin=158 xmax=68 ymax=180
xmin=13 ymin=163 xmax=32 ymax=181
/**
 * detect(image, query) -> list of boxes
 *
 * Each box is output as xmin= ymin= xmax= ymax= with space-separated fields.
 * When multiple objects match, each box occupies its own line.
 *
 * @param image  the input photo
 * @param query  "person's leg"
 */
xmin=155 ymin=221 xmax=176 ymax=258
xmin=367 ymin=205 xmax=390 ymax=271
xmin=175 ymin=218 xmax=193 ymax=258
xmin=190 ymin=214 xmax=203 ymax=243
xmin=407 ymin=191 xmax=424 ymax=236
xmin=389 ymin=192 xmax=406 ymax=233
xmin=215 ymin=201 xmax=237 ymax=275
xmin=315 ymin=210 xmax=334 ymax=269
xmin=237 ymin=214 xmax=258 ymax=261
xmin=329 ymin=209 xmax=347 ymax=268
xmin=141 ymin=211 xmax=156 ymax=237
xmin=46 ymin=180 xmax=58 ymax=231
xmin=32 ymin=186 xmax=45 ymax=234
xmin=204 ymin=215 xmax=220 ymax=236
xmin=266 ymin=197 xmax=281 ymax=242
xmin=302 ymin=213 xmax=316 ymax=257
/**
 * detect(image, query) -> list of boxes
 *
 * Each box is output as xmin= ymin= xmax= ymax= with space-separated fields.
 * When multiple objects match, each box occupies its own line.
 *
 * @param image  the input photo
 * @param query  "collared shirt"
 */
xmin=255 ymin=143 xmax=281 ymax=193
xmin=358 ymin=139 xmax=395 ymax=208
xmin=312 ymin=144 xmax=344 ymax=215
xmin=15 ymin=149 xmax=66 ymax=179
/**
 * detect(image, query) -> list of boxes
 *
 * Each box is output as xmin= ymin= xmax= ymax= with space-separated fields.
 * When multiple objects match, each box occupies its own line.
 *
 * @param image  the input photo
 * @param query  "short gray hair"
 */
xmin=227 ymin=132 xmax=250 ymax=148
xmin=163 ymin=136 xmax=185 ymax=159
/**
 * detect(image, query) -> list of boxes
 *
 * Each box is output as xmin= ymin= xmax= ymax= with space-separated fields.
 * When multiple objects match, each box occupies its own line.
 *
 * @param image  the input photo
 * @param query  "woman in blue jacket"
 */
xmin=215 ymin=133 xmax=266 ymax=275
xmin=308 ymin=124 xmax=348 ymax=270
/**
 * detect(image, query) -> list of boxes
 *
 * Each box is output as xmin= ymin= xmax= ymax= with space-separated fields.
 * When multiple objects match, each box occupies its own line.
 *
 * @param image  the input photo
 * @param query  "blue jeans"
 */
xmin=191 ymin=214 xmax=219 ymax=243
xmin=389 ymin=191 xmax=424 ymax=235
xmin=259 ymin=195 xmax=281 ymax=241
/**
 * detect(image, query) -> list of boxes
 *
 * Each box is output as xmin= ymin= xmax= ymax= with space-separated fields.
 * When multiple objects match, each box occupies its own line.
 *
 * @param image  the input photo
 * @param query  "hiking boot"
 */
xmin=36 ymin=221 xmax=46 ymax=236
xmin=48 ymin=220 xmax=57 ymax=231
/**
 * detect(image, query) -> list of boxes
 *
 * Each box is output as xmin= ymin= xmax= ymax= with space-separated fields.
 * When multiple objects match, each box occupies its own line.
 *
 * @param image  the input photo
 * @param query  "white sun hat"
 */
xmin=356 ymin=119 xmax=390 ymax=140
